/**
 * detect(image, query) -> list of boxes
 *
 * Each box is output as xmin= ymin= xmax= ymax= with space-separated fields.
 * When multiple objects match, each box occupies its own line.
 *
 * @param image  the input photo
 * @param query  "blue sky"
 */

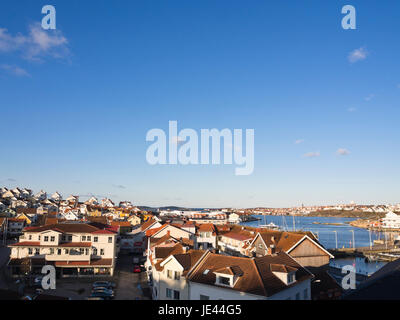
xmin=0 ymin=0 xmax=399 ymax=208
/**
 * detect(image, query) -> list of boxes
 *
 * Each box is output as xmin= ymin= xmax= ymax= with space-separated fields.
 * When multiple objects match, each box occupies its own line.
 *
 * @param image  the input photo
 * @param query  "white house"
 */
xmin=381 ymin=211 xmax=400 ymax=229
xmin=8 ymin=223 xmax=117 ymax=277
xmin=150 ymin=250 xmax=313 ymax=300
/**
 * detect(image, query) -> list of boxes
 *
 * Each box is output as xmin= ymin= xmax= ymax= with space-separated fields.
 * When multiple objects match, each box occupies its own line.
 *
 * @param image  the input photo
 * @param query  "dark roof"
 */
xmin=173 ymin=250 xmax=205 ymax=276
xmin=253 ymin=252 xmax=313 ymax=297
xmin=188 ymin=251 xmax=313 ymax=298
xmin=343 ymin=258 xmax=400 ymax=300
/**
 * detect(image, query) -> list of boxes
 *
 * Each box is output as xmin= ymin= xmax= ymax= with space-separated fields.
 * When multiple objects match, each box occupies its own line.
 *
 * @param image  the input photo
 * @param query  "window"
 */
xmin=173 ymin=290 xmax=180 ymax=300
xmin=65 ymin=249 xmax=69 ymax=254
xmin=28 ymin=248 xmax=33 ymax=255
xmin=57 ymin=249 xmax=61 ymax=255
xmin=68 ymin=235 xmax=72 ymax=241
xmin=87 ymin=236 xmax=91 ymax=241
xmin=218 ymin=276 xmax=231 ymax=286
xmin=167 ymin=270 xmax=173 ymax=279
xmin=44 ymin=236 xmax=49 ymax=242
xmin=28 ymin=235 xmax=32 ymax=240
xmin=174 ymin=271 xmax=180 ymax=280
xmin=108 ymin=237 xmax=113 ymax=243
xmin=50 ymin=248 xmax=54 ymax=254
xmin=166 ymin=288 xmax=172 ymax=298
xmin=50 ymin=236 xmax=55 ymax=242
xmin=288 ymin=273 xmax=296 ymax=284
xmin=200 ymin=295 xmax=210 ymax=300
xmin=94 ymin=237 xmax=98 ymax=242
xmin=85 ymin=248 xmax=89 ymax=255
xmin=80 ymin=248 xmax=85 ymax=255
xmin=100 ymin=249 xmax=104 ymax=256
xmin=35 ymin=248 xmax=39 ymax=255
xmin=82 ymin=236 xmax=86 ymax=241
xmin=93 ymin=248 xmax=98 ymax=255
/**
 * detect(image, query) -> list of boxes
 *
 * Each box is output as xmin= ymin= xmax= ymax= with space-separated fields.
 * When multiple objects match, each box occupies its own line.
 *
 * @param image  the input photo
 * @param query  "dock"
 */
xmin=329 ymin=244 xmax=400 ymax=262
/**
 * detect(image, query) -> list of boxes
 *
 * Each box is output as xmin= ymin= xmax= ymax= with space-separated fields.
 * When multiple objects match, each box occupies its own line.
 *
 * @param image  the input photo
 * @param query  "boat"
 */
xmin=259 ymin=222 xmax=280 ymax=230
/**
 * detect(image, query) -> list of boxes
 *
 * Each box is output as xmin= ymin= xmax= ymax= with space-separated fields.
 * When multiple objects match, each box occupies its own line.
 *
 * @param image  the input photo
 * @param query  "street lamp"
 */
xmin=369 ymin=228 xmax=372 ymax=249
xmin=333 ymin=231 xmax=338 ymax=249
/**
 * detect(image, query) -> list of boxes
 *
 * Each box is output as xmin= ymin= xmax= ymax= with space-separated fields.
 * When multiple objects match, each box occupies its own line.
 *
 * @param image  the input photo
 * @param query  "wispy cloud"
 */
xmin=295 ymin=139 xmax=304 ymax=144
xmin=113 ymin=184 xmax=126 ymax=189
xmin=347 ymin=107 xmax=357 ymax=112
xmin=303 ymin=152 xmax=320 ymax=158
xmin=1 ymin=64 xmax=30 ymax=77
xmin=397 ymin=84 xmax=400 ymax=89
xmin=348 ymin=47 xmax=368 ymax=63
xmin=0 ymin=22 xmax=69 ymax=62
xmin=337 ymin=148 xmax=350 ymax=156
xmin=364 ymin=94 xmax=375 ymax=101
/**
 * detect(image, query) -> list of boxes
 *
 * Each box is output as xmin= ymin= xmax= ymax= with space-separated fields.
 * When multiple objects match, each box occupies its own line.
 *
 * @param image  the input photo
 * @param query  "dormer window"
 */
xmin=287 ymin=272 xmax=296 ymax=285
xmin=270 ymin=264 xmax=297 ymax=285
xmin=218 ymin=276 xmax=231 ymax=286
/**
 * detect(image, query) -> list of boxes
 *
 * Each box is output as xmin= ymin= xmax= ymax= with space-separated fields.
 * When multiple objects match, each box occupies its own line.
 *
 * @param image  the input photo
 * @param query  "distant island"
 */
xmin=307 ymin=210 xmax=387 ymax=219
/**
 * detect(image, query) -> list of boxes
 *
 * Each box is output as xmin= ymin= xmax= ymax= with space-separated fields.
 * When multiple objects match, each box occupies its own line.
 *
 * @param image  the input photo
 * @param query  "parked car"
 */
xmin=90 ymin=291 xmax=114 ymax=300
xmin=92 ymin=281 xmax=116 ymax=289
xmin=133 ymin=265 xmax=141 ymax=273
xmin=86 ymin=297 xmax=104 ymax=300
xmin=92 ymin=287 xmax=114 ymax=295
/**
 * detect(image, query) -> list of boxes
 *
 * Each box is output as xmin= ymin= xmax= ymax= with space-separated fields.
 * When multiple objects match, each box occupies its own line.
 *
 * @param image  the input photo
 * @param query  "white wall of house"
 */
xmin=152 ymin=257 xmax=189 ymax=300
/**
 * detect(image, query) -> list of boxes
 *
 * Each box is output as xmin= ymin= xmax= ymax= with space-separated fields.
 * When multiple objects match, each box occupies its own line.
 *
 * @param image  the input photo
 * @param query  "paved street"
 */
xmin=114 ymin=254 xmax=150 ymax=300
xmin=0 ymin=244 xmax=151 ymax=300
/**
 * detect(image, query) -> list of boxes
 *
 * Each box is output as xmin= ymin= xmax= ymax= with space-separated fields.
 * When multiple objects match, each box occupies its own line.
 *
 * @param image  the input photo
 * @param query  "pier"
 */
xmin=329 ymin=244 xmax=400 ymax=262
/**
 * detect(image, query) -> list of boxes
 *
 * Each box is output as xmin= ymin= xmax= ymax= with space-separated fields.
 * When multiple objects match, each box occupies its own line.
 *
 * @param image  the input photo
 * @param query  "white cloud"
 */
xmin=303 ymin=152 xmax=320 ymax=158
xmin=337 ymin=148 xmax=350 ymax=156
xmin=0 ymin=23 xmax=69 ymax=62
xmin=295 ymin=139 xmax=304 ymax=144
xmin=347 ymin=107 xmax=357 ymax=112
xmin=348 ymin=47 xmax=368 ymax=63
xmin=1 ymin=64 xmax=30 ymax=77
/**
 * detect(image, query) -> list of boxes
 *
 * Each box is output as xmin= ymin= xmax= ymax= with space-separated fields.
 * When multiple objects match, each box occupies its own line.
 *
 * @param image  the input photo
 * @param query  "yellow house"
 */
xmin=128 ymin=215 xmax=141 ymax=226
xmin=15 ymin=213 xmax=32 ymax=225
xmin=88 ymin=209 xmax=103 ymax=217
xmin=142 ymin=213 xmax=154 ymax=221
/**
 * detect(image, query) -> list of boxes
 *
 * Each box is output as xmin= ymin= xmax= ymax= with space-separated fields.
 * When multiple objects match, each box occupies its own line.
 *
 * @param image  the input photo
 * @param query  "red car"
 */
xmin=133 ymin=265 xmax=141 ymax=273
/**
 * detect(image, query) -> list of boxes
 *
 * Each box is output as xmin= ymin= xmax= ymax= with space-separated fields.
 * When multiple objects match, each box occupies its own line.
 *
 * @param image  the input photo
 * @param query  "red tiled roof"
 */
xmin=59 ymin=242 xmax=92 ymax=248
xmin=10 ymin=241 xmax=41 ymax=247
xmin=92 ymin=229 xmax=116 ymax=234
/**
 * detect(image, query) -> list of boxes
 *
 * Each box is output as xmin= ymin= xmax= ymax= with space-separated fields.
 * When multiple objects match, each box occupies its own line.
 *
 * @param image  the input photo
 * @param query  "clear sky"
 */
xmin=1 ymin=0 xmax=399 ymax=208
